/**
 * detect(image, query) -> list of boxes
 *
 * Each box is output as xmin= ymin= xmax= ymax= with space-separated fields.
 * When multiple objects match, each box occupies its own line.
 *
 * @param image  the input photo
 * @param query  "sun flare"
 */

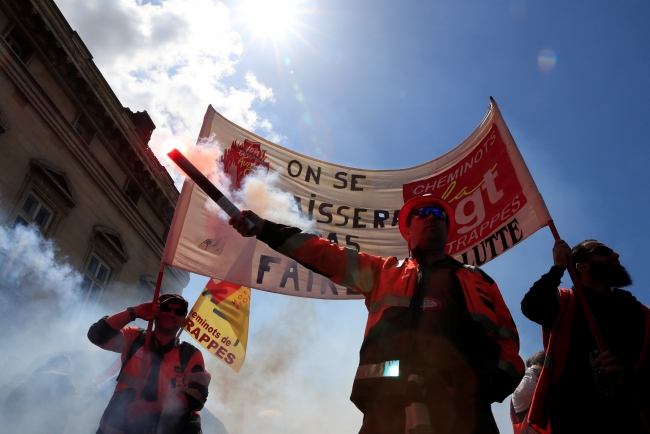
xmin=235 ymin=0 xmax=314 ymax=41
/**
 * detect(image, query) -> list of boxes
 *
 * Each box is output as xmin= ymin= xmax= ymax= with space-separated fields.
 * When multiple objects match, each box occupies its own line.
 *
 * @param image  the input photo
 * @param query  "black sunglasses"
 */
xmin=160 ymin=304 xmax=187 ymax=316
xmin=411 ymin=206 xmax=447 ymax=221
xmin=575 ymin=245 xmax=614 ymax=263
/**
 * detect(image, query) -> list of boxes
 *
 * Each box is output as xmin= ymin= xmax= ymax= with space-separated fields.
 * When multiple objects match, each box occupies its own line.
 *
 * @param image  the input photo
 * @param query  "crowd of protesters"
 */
xmin=1 ymin=192 xmax=648 ymax=434
xmin=228 ymin=194 xmax=650 ymax=434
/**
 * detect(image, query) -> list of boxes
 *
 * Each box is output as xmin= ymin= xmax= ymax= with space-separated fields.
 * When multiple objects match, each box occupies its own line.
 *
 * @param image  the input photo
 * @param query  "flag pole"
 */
xmin=547 ymin=220 xmax=607 ymax=352
xmin=135 ymin=261 xmax=166 ymax=400
xmin=132 ymin=148 xmax=253 ymax=398
xmin=133 ymin=150 xmax=219 ymax=400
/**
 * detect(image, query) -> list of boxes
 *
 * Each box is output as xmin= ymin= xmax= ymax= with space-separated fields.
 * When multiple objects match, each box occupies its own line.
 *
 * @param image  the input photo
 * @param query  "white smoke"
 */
xmin=0 ymin=223 xmax=121 ymax=433
xmin=205 ymin=296 xmax=319 ymax=434
xmin=160 ymin=135 xmax=315 ymax=231
xmin=0 ymin=211 xmax=320 ymax=434
xmin=236 ymin=166 xmax=315 ymax=230
xmin=0 ymin=224 xmax=81 ymax=311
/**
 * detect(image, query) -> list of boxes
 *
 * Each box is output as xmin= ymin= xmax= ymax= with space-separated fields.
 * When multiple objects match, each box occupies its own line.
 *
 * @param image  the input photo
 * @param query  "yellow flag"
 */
xmin=183 ymin=279 xmax=250 ymax=371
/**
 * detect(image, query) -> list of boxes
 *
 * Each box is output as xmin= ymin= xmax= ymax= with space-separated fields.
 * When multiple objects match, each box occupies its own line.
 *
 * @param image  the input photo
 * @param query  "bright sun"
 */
xmin=237 ymin=0 xmax=307 ymax=40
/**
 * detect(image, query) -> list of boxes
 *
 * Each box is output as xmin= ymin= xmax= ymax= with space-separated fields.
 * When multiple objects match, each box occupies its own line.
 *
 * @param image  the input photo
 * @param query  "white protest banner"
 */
xmin=163 ymin=99 xmax=551 ymax=299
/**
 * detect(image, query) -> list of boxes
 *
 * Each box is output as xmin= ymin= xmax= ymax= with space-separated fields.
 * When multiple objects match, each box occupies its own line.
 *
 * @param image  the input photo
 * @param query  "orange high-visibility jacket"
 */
xmin=528 ymin=288 xmax=650 ymax=434
xmin=258 ymin=221 xmax=524 ymax=410
xmin=112 ymin=327 xmax=210 ymax=399
xmin=88 ymin=323 xmax=211 ymax=434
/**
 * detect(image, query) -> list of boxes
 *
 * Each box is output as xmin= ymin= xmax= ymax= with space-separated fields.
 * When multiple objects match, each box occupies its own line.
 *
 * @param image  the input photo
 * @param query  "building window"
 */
xmin=80 ymin=226 xmax=129 ymax=305
xmin=9 ymin=161 xmax=78 ymax=238
xmin=12 ymin=193 xmax=53 ymax=233
xmin=80 ymin=253 xmax=113 ymax=304
xmin=74 ymin=113 xmax=96 ymax=144
xmin=3 ymin=25 xmax=36 ymax=64
xmin=5 ymin=32 xmax=25 ymax=59
xmin=123 ymin=178 xmax=142 ymax=206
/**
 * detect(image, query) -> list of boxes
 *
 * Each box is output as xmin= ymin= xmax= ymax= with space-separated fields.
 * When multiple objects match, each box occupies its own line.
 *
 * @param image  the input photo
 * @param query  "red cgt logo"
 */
xmin=220 ymin=139 xmax=270 ymax=189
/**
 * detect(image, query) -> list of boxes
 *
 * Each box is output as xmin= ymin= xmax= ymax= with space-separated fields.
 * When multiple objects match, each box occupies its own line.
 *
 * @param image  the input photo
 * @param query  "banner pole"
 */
xmin=547 ymin=220 xmax=607 ymax=352
xmin=135 ymin=261 xmax=166 ymax=400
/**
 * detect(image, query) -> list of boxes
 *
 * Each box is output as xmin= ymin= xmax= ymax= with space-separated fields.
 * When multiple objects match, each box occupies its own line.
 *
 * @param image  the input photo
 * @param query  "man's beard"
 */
xmin=589 ymin=262 xmax=633 ymax=288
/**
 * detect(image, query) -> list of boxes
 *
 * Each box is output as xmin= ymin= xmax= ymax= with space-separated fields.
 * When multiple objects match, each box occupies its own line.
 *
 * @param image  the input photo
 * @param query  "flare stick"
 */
xmin=167 ymin=148 xmax=253 ymax=230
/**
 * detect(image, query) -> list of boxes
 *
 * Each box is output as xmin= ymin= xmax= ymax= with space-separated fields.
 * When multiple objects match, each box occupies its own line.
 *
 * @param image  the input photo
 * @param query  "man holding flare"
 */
xmin=230 ymin=194 xmax=524 ymax=434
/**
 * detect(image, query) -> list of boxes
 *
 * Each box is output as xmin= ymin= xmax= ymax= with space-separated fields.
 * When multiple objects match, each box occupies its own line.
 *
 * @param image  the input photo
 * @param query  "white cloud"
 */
xmin=55 ymin=0 xmax=280 ymax=150
xmin=245 ymin=72 xmax=274 ymax=102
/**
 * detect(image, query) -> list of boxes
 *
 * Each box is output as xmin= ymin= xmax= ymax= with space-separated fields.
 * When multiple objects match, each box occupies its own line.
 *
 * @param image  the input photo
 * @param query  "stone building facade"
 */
xmin=0 ymin=0 xmax=189 ymax=313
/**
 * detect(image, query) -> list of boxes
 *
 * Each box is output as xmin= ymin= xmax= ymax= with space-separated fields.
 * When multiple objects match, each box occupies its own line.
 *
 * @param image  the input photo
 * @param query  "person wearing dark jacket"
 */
xmin=230 ymin=194 xmax=524 ymax=434
xmin=87 ymin=294 xmax=211 ymax=434
xmin=1 ymin=354 xmax=80 ymax=434
xmin=521 ymin=239 xmax=650 ymax=434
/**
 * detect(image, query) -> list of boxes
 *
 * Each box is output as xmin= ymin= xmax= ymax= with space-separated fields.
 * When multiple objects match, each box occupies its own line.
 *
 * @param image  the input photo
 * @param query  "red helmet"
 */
xmin=398 ymin=195 xmax=455 ymax=242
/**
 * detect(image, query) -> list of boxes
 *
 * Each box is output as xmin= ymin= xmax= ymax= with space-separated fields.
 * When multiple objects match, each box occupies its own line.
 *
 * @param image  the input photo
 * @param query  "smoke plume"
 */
xmin=205 ymin=296 xmax=319 ymax=434
xmin=0 ymin=206 xmax=330 ymax=434
xmin=0 ymin=223 xmax=122 ymax=433
xmin=154 ymin=134 xmax=314 ymax=230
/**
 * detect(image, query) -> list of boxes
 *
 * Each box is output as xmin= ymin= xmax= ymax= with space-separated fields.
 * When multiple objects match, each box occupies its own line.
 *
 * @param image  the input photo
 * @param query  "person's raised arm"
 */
xmin=87 ymin=302 xmax=158 ymax=352
xmin=521 ymin=239 xmax=570 ymax=328
xmin=229 ymin=209 xmax=387 ymax=297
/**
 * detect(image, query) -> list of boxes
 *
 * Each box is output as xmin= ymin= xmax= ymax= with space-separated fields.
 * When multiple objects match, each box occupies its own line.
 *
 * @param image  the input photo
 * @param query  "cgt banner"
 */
xmin=183 ymin=279 xmax=250 ymax=371
xmin=163 ymin=99 xmax=551 ymax=300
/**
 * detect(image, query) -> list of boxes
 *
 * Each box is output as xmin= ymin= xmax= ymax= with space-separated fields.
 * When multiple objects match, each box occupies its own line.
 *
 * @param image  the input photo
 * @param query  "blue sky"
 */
xmin=56 ymin=0 xmax=650 ymax=432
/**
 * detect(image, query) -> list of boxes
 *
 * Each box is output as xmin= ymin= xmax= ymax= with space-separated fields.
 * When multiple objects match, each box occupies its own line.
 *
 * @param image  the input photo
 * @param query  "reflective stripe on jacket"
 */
xmin=258 ymin=221 xmax=524 ymax=410
xmin=528 ymin=288 xmax=650 ymax=434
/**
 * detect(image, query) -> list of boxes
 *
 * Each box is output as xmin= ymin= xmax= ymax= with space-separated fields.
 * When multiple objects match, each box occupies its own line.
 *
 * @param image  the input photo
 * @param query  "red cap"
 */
xmin=158 ymin=294 xmax=188 ymax=312
xmin=398 ymin=195 xmax=455 ymax=242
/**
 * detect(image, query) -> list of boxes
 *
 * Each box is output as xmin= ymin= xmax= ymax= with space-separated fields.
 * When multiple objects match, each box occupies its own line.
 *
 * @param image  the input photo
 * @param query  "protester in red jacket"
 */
xmin=231 ymin=194 xmax=524 ymax=434
xmin=522 ymin=239 xmax=650 ymax=434
xmin=88 ymin=294 xmax=211 ymax=434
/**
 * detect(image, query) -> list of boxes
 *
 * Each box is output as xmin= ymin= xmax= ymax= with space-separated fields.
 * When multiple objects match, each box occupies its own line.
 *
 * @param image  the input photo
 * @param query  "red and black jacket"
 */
xmin=258 ymin=220 xmax=524 ymax=411
xmin=527 ymin=288 xmax=650 ymax=434
xmin=88 ymin=319 xmax=211 ymax=434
